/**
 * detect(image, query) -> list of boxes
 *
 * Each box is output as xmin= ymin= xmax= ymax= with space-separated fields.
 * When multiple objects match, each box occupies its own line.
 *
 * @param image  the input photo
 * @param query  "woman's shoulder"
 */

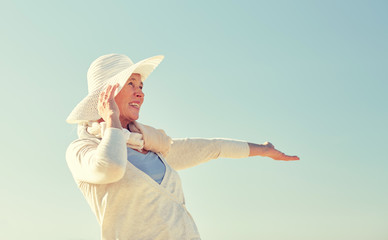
xmin=70 ymin=136 xmax=101 ymax=145
xmin=68 ymin=123 xmax=102 ymax=147
xmin=66 ymin=136 xmax=101 ymax=155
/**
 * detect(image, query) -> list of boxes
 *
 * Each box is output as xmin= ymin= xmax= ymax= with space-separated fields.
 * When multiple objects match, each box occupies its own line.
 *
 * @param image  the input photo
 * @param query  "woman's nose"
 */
xmin=135 ymin=89 xmax=144 ymax=98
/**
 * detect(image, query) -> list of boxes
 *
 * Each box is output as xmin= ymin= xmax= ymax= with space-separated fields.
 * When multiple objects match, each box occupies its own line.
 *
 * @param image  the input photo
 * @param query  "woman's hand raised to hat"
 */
xmin=248 ymin=142 xmax=300 ymax=161
xmin=98 ymin=83 xmax=122 ymax=129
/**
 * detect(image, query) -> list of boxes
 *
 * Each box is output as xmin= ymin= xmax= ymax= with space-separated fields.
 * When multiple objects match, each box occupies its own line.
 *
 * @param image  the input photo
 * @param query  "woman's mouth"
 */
xmin=129 ymin=103 xmax=140 ymax=109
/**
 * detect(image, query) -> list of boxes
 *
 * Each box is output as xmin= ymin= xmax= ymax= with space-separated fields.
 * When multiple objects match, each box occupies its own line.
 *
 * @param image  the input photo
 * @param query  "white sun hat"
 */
xmin=66 ymin=54 xmax=164 ymax=124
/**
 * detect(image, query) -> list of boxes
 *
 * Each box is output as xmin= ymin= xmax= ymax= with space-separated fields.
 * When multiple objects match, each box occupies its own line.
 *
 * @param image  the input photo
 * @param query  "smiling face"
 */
xmin=115 ymin=73 xmax=144 ymax=127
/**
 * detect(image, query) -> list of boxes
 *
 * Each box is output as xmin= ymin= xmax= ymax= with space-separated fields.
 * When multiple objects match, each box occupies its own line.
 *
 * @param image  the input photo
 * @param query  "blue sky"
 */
xmin=1 ymin=1 xmax=387 ymax=239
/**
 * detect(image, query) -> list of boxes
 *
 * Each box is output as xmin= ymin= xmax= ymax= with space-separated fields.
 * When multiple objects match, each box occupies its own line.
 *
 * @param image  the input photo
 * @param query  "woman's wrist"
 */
xmin=105 ymin=114 xmax=122 ymax=129
xmin=248 ymin=143 xmax=269 ymax=157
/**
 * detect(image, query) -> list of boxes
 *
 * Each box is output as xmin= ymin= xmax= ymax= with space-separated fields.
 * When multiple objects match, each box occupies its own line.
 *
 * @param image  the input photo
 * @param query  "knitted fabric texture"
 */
xmin=86 ymin=121 xmax=172 ymax=156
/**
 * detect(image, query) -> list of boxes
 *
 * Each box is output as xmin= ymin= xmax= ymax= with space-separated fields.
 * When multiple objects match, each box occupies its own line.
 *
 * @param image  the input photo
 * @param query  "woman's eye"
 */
xmin=128 ymin=82 xmax=133 ymax=86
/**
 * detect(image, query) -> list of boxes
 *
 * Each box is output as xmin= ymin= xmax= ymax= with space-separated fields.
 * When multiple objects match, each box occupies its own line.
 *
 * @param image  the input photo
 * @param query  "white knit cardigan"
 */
xmin=66 ymin=126 xmax=250 ymax=240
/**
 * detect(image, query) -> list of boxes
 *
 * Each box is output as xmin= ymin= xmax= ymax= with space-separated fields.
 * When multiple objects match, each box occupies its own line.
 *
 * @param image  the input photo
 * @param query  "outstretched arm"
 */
xmin=248 ymin=142 xmax=299 ymax=161
xmin=164 ymin=138 xmax=299 ymax=170
xmin=164 ymin=138 xmax=250 ymax=170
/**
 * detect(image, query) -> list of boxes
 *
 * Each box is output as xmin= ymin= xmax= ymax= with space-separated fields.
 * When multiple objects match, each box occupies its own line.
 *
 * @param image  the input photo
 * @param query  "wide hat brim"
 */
xmin=66 ymin=55 xmax=164 ymax=124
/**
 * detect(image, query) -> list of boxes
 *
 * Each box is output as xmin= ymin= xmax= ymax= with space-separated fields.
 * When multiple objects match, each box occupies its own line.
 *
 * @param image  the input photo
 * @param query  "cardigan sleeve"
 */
xmin=164 ymin=138 xmax=250 ymax=170
xmin=66 ymin=128 xmax=128 ymax=184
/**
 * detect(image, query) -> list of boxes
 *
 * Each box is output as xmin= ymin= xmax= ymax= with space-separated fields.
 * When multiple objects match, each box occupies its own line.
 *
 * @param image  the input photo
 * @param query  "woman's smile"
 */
xmin=129 ymin=102 xmax=140 ymax=109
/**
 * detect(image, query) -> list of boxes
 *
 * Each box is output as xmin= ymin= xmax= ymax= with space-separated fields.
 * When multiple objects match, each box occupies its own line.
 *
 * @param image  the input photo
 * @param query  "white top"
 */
xmin=66 ymin=126 xmax=250 ymax=240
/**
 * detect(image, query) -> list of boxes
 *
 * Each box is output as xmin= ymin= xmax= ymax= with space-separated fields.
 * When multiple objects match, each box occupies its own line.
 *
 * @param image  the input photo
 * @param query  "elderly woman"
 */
xmin=66 ymin=54 xmax=299 ymax=240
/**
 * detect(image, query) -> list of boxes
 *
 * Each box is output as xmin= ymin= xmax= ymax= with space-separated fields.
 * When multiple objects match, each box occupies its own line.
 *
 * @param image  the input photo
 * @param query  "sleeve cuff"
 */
xmin=101 ymin=127 xmax=126 ymax=146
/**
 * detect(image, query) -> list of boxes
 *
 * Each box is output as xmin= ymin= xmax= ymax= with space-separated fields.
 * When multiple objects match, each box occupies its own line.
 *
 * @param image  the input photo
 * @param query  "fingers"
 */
xmin=106 ymin=83 xmax=119 ymax=101
xmin=99 ymin=85 xmax=111 ymax=104
xmin=280 ymin=155 xmax=300 ymax=161
xmin=99 ymin=91 xmax=104 ymax=104
xmin=271 ymin=149 xmax=300 ymax=161
xmin=98 ymin=84 xmax=120 ymax=119
xmin=276 ymin=153 xmax=299 ymax=161
xmin=99 ymin=84 xmax=119 ymax=103
xmin=103 ymin=85 xmax=112 ymax=102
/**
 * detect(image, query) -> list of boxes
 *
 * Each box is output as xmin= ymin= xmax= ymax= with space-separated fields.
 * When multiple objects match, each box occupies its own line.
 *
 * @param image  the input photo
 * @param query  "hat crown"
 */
xmin=87 ymin=54 xmax=134 ymax=93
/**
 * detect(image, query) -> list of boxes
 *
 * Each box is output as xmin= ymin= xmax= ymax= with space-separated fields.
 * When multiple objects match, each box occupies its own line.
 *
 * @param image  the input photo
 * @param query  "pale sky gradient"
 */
xmin=1 ymin=1 xmax=387 ymax=239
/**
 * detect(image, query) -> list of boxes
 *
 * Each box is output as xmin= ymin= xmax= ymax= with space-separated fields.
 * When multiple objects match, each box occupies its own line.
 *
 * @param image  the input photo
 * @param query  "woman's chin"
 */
xmin=120 ymin=113 xmax=140 ymax=124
